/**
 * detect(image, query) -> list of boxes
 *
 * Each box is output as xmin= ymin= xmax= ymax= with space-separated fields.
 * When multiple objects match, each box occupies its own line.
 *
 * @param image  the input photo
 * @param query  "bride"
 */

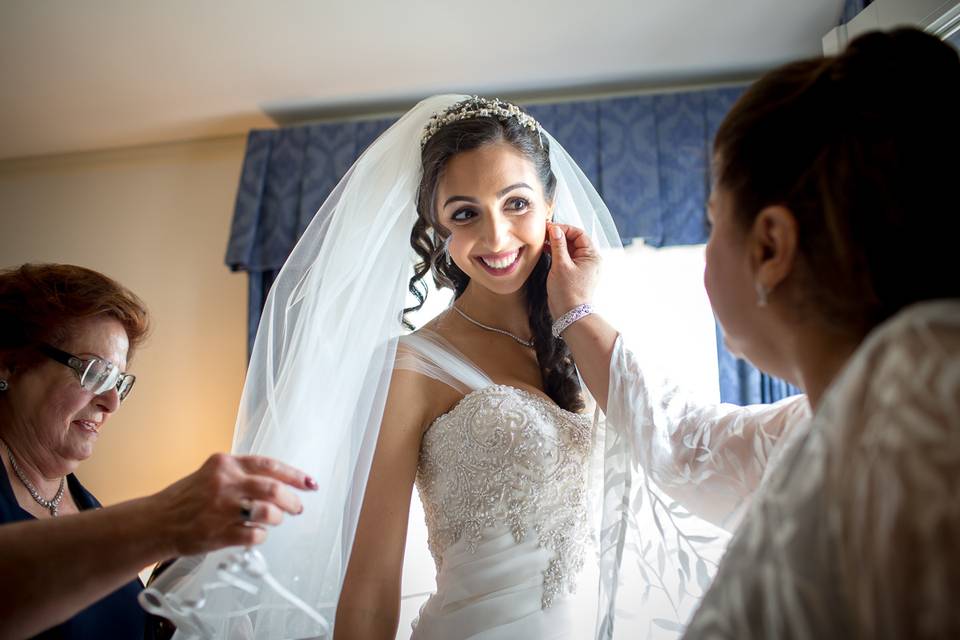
xmin=142 ymin=95 xmax=804 ymax=639
xmin=335 ymin=99 xmax=603 ymax=638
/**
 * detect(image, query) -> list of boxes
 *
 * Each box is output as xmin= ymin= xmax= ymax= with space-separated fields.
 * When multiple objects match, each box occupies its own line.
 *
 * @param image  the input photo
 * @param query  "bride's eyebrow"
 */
xmin=443 ymin=195 xmax=479 ymax=208
xmin=442 ymin=183 xmax=532 ymax=209
xmin=497 ymin=182 xmax=532 ymax=197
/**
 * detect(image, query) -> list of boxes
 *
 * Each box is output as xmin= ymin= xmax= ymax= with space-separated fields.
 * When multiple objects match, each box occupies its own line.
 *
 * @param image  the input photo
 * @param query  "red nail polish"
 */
xmin=306 ymin=476 xmax=318 ymax=490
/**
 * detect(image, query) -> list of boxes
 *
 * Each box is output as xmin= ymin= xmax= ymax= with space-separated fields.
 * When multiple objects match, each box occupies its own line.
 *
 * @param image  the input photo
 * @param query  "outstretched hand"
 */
xmin=545 ymin=223 xmax=601 ymax=319
xmin=153 ymin=453 xmax=318 ymax=556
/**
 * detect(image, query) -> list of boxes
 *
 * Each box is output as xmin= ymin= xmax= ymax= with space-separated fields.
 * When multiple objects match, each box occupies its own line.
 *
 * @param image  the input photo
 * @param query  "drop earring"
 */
xmin=755 ymin=281 xmax=769 ymax=307
xmin=443 ymin=235 xmax=453 ymax=268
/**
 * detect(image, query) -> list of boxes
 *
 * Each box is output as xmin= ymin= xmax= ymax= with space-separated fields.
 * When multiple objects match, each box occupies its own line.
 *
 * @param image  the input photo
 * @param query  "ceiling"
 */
xmin=0 ymin=0 xmax=842 ymax=161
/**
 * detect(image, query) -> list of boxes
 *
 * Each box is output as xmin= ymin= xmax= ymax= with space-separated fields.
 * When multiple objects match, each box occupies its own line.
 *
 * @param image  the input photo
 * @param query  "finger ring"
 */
xmin=240 ymin=498 xmax=253 ymax=522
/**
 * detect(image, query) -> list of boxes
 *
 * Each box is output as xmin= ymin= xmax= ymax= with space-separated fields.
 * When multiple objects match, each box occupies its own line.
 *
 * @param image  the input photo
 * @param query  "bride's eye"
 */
xmin=506 ymin=197 xmax=530 ymax=213
xmin=451 ymin=208 xmax=477 ymax=222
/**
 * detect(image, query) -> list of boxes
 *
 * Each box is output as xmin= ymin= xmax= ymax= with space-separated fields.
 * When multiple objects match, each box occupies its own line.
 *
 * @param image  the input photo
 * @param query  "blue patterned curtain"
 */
xmin=225 ymin=118 xmax=393 ymax=349
xmin=841 ymin=0 xmax=868 ymax=24
xmin=715 ymin=326 xmax=800 ymax=404
xmin=947 ymin=29 xmax=960 ymax=51
xmin=226 ymin=87 xmax=797 ymax=405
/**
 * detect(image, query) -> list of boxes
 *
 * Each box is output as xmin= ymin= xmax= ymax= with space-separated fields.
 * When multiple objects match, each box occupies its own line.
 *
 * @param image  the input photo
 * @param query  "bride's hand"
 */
xmin=151 ymin=453 xmax=318 ymax=556
xmin=545 ymin=223 xmax=601 ymax=319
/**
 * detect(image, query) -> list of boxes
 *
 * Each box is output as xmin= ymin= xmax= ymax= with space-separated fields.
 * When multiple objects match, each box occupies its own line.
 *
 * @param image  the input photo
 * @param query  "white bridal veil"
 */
xmin=141 ymin=94 xmax=722 ymax=639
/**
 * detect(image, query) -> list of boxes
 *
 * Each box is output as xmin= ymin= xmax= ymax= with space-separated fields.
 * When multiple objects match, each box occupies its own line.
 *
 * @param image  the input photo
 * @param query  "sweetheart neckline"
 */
xmin=422 ymin=383 xmax=590 ymax=438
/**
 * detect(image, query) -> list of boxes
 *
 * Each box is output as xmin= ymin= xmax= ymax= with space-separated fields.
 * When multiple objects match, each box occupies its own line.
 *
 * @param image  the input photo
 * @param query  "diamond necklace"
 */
xmin=452 ymin=305 xmax=535 ymax=349
xmin=2 ymin=440 xmax=65 ymax=517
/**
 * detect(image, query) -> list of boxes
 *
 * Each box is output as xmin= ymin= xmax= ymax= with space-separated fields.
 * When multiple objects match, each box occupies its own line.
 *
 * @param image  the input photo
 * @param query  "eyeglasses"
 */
xmin=38 ymin=344 xmax=136 ymax=402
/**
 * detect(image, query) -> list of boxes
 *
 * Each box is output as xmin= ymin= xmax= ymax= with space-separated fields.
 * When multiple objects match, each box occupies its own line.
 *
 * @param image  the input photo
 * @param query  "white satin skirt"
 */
xmin=409 ymin=524 xmax=598 ymax=639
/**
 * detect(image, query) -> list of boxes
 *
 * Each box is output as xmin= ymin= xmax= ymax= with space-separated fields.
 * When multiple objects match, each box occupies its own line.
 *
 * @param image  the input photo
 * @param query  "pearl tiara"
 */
xmin=420 ymin=96 xmax=542 ymax=149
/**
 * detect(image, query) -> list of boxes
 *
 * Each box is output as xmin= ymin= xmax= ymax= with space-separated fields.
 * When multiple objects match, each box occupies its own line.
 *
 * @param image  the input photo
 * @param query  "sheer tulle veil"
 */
xmin=141 ymin=94 xmax=716 ymax=639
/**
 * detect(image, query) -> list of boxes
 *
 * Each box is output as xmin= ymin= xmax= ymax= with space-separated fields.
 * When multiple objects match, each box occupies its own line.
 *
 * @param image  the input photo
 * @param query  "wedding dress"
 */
xmin=397 ymin=330 xmax=599 ymax=638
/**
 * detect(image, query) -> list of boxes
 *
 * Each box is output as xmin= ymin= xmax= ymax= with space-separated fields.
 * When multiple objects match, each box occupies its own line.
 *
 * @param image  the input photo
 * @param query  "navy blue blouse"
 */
xmin=0 ymin=464 xmax=146 ymax=639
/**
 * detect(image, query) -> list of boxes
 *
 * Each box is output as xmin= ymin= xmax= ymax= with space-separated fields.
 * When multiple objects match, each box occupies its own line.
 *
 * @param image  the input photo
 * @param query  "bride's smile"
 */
xmin=437 ymin=142 xmax=553 ymax=296
xmin=475 ymin=247 xmax=523 ymax=275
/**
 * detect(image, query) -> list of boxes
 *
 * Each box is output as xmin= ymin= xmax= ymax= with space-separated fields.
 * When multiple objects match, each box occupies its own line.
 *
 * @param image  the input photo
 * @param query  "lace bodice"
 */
xmin=415 ymin=384 xmax=594 ymax=609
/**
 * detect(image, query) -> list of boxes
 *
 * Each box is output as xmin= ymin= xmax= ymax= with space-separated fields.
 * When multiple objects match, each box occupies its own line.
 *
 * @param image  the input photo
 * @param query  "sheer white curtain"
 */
xmin=596 ymin=242 xmax=719 ymax=405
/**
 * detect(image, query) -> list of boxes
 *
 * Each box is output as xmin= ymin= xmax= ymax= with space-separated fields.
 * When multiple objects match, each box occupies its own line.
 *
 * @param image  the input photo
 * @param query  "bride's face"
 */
xmin=436 ymin=142 xmax=553 ymax=296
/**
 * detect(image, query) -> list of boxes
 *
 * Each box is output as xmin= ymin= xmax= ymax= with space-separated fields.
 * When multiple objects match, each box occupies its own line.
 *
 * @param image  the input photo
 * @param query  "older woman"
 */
xmin=547 ymin=28 xmax=959 ymax=638
xmin=0 ymin=263 xmax=318 ymax=639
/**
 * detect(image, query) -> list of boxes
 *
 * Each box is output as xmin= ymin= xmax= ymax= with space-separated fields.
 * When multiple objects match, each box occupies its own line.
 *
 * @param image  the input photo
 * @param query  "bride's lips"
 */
xmin=474 ymin=247 xmax=524 ymax=276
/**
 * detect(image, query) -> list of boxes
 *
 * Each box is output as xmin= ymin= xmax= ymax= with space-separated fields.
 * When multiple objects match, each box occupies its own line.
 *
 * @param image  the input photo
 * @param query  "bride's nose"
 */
xmin=480 ymin=212 xmax=512 ymax=250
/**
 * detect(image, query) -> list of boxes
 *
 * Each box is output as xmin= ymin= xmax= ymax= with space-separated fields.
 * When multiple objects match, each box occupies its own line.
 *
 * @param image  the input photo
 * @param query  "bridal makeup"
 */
xmin=437 ymin=142 xmax=552 ymax=296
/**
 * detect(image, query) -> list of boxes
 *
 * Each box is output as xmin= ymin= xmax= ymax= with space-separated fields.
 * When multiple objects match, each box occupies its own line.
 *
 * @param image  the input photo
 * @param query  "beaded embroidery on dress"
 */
xmin=398 ymin=331 xmax=601 ymax=639
xmin=417 ymin=385 xmax=593 ymax=609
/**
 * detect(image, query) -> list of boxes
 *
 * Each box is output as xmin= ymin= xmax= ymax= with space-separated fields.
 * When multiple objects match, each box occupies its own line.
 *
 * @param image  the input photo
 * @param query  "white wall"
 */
xmin=0 ymin=136 xmax=249 ymax=505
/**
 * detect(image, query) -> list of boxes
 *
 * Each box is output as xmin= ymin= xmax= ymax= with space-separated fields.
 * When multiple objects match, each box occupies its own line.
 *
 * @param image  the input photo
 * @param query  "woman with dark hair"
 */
xmin=334 ymin=101 xmax=602 ymax=638
xmin=548 ymin=28 xmax=960 ymax=638
xmin=0 ymin=263 xmax=318 ymax=639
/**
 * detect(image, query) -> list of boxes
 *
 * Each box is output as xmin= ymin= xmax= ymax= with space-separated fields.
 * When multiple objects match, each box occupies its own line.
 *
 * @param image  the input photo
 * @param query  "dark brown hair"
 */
xmin=714 ymin=28 xmax=960 ymax=334
xmin=407 ymin=111 xmax=583 ymax=412
xmin=0 ymin=263 xmax=150 ymax=369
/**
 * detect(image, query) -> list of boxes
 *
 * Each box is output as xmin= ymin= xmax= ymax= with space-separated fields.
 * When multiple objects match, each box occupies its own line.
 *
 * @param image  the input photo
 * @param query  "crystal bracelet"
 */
xmin=551 ymin=303 xmax=594 ymax=338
